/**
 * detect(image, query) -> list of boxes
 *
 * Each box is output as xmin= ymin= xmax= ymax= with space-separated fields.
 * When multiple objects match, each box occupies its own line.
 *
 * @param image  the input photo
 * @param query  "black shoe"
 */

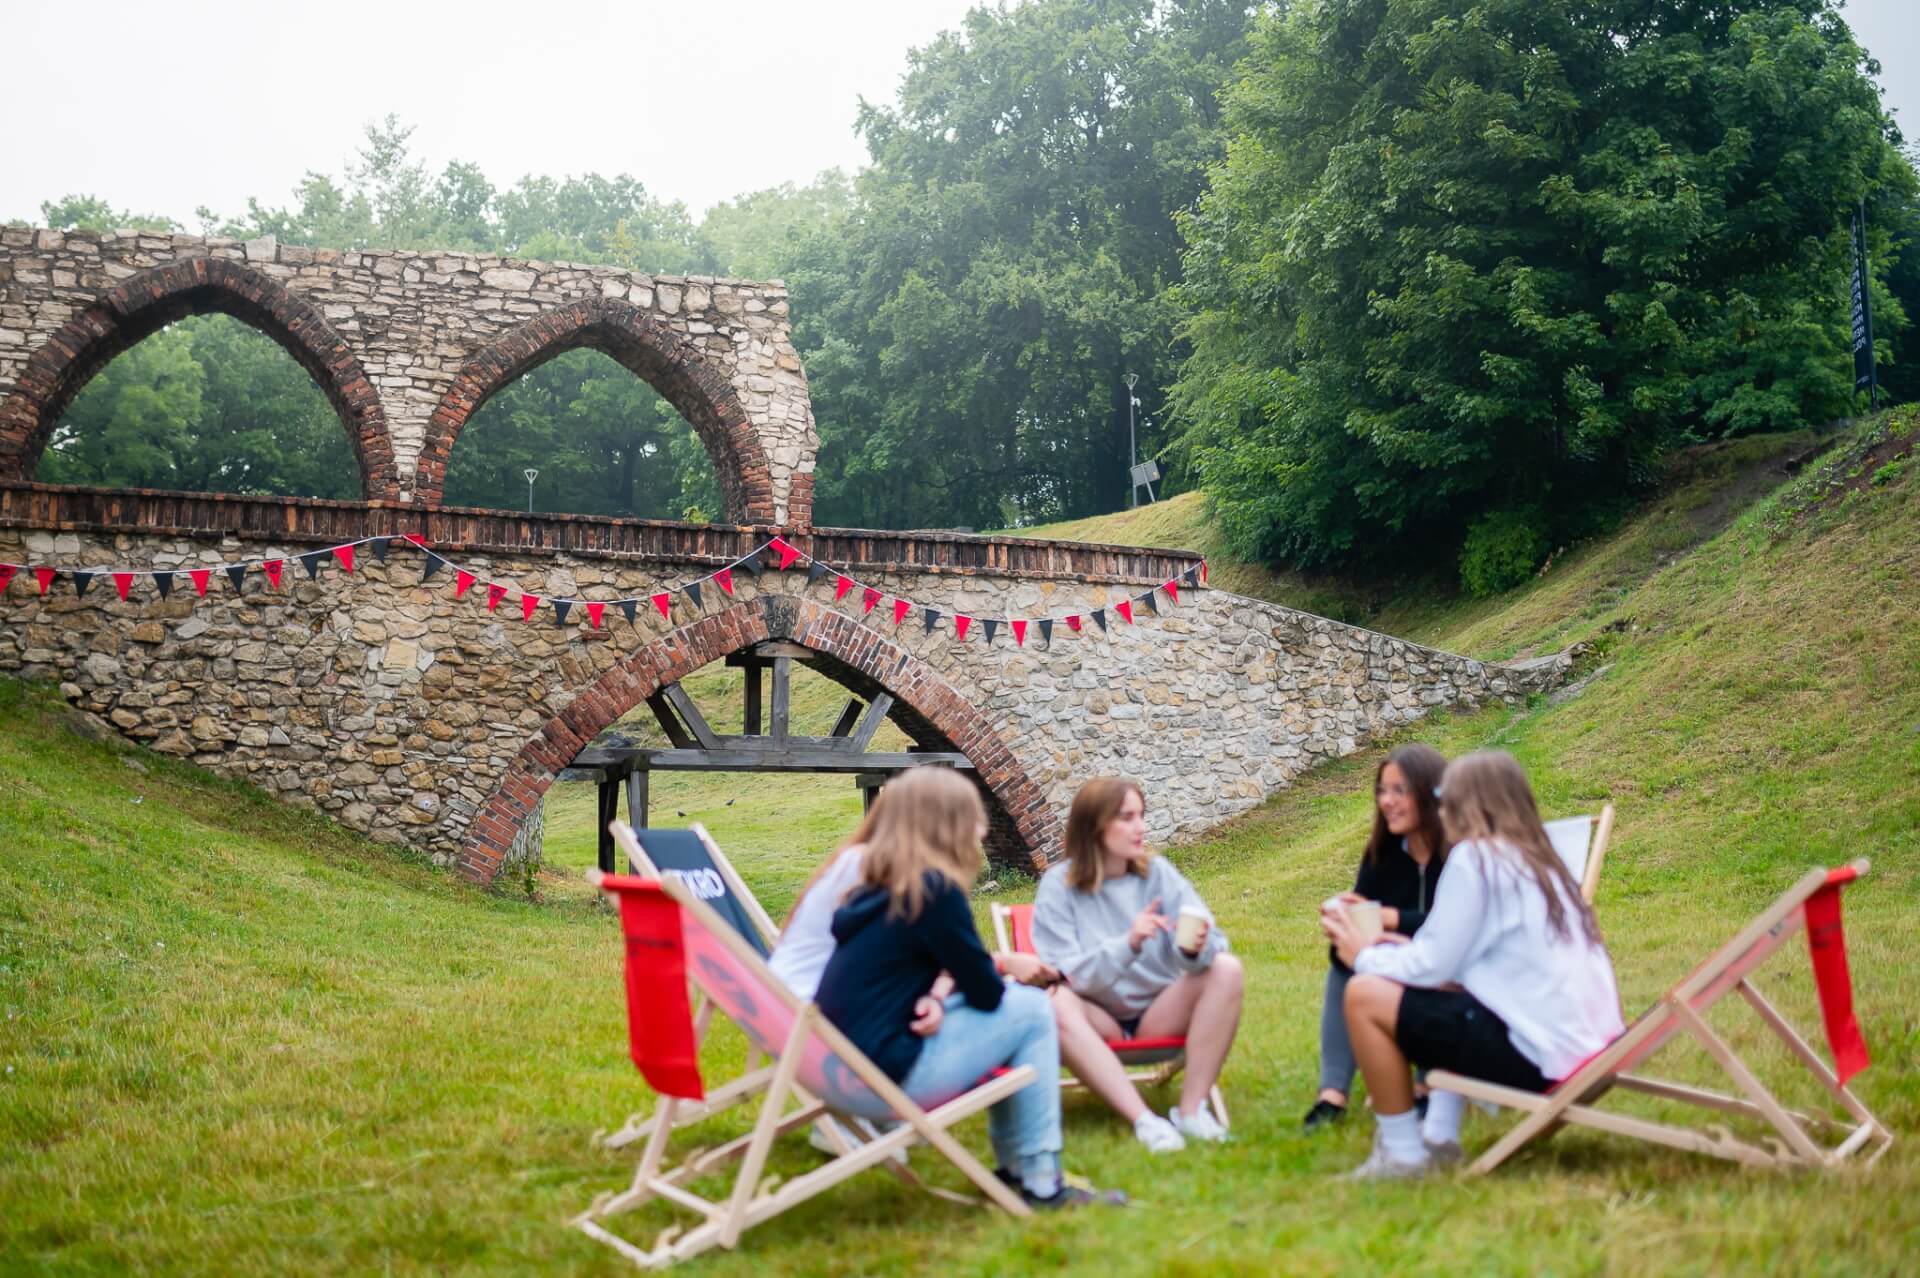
xmin=1302 ymin=1099 xmax=1347 ymax=1131
xmin=995 ymin=1168 xmax=1128 ymax=1209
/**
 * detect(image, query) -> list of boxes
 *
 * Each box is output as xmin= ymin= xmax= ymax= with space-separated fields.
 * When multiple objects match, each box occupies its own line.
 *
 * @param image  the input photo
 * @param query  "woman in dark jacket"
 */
xmin=1302 ymin=743 xmax=1449 ymax=1130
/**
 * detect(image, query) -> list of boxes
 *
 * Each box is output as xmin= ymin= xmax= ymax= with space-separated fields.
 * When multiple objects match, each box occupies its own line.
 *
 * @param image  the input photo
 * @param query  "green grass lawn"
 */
xmin=2 ymin=414 xmax=1916 ymax=1275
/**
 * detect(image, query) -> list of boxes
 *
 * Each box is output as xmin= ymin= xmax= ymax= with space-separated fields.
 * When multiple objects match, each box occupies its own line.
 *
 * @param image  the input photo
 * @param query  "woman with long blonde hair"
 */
xmin=815 ymin=767 xmax=1123 ymax=1209
xmin=1324 ymin=751 xmax=1624 ymax=1179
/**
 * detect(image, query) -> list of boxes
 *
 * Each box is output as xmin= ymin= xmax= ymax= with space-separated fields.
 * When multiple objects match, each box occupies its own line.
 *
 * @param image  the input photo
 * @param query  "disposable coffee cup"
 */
xmin=1346 ymin=899 xmax=1383 ymax=944
xmin=1175 ymin=905 xmax=1209 ymax=954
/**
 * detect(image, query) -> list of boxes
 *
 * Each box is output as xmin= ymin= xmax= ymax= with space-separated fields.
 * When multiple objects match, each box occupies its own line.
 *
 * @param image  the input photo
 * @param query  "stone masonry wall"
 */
xmin=0 ymin=227 xmax=817 ymax=524
xmin=0 ymin=527 xmax=1567 ymax=882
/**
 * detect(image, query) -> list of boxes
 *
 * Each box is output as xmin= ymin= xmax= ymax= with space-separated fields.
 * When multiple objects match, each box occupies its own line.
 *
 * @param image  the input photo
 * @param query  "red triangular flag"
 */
xmin=455 ymin=570 xmax=476 ymax=598
xmin=830 ymin=574 xmax=851 ymax=602
xmin=403 ymin=533 xmax=428 ymax=547
xmin=714 ymin=568 xmax=734 ymax=597
xmin=113 ymin=572 xmax=135 ymax=601
xmin=487 ymin=583 xmax=507 ymax=612
xmin=1164 ymin=578 xmax=1180 ymax=604
xmin=769 ymin=536 xmax=801 ymax=570
xmin=955 ymin=615 xmax=972 ymax=641
xmin=0 ymin=565 xmax=15 ymax=593
xmin=651 ymin=591 xmax=672 ymax=620
xmin=35 ymin=566 xmax=56 ymax=595
xmin=189 ymin=569 xmax=211 ymax=597
xmin=521 ymin=593 xmax=540 ymax=621
xmin=891 ymin=597 xmax=911 ymax=626
xmin=334 ymin=545 xmax=355 ymax=574
xmin=1067 ymin=614 xmax=1082 ymax=632
xmin=1116 ymin=599 xmax=1134 ymax=625
xmin=586 ymin=601 xmax=605 ymax=630
xmin=262 ymin=560 xmax=283 ymax=589
xmin=862 ymin=586 xmax=882 ymax=614
xmin=1012 ymin=619 xmax=1028 ymax=647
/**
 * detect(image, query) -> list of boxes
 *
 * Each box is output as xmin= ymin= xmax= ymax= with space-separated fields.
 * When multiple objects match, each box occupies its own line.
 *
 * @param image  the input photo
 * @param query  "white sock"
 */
xmin=1422 ymin=1091 xmax=1465 ymax=1145
xmin=1376 ymin=1109 xmax=1427 ymax=1164
xmin=1016 ymin=1151 xmax=1061 ymax=1199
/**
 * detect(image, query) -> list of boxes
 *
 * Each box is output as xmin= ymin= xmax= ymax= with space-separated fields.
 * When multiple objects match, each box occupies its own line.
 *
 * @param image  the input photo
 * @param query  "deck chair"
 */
xmin=991 ymin=902 xmax=1227 ymax=1126
xmin=1429 ymin=859 xmax=1893 ymax=1174
xmin=600 ymin=824 xmax=781 ymax=1152
xmin=577 ymin=870 xmax=1036 ymax=1268
xmin=1544 ymin=802 xmax=1616 ymax=905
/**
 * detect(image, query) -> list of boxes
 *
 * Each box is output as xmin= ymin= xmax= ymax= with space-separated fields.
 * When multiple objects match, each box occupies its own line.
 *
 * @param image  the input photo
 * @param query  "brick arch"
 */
xmin=414 ymin=299 xmax=775 ymax=523
xmin=0 ymin=257 xmax=394 ymax=495
xmin=458 ymin=594 xmax=1060 ymax=884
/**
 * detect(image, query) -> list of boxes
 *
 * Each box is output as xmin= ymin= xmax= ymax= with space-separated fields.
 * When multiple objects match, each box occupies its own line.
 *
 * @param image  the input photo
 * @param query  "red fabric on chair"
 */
xmin=1805 ymin=875 xmax=1870 ymax=1085
xmin=602 ymin=874 xmax=705 ymax=1101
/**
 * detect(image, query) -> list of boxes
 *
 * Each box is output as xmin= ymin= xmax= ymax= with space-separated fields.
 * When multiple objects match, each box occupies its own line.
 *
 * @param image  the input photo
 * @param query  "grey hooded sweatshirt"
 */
xmin=1030 ymin=856 xmax=1229 ymax=1020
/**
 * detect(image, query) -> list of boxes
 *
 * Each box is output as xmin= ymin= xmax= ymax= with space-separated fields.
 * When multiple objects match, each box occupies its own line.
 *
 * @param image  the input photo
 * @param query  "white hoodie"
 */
xmin=1353 ymin=837 xmax=1624 ymax=1080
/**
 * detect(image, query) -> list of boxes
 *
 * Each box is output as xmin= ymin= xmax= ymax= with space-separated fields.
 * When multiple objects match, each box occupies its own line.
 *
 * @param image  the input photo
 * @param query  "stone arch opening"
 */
xmin=0 ymin=258 xmax=394 ymax=495
xmin=416 ymin=300 xmax=775 ymax=524
xmin=460 ymin=594 xmax=1058 ymax=885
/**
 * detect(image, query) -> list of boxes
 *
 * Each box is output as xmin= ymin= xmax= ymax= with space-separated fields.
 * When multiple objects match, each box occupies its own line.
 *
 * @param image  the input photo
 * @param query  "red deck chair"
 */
xmin=1429 ymin=859 xmax=1894 ymax=1174
xmin=990 ymin=902 xmax=1227 ymax=1125
xmin=577 ymin=870 xmax=1036 ymax=1268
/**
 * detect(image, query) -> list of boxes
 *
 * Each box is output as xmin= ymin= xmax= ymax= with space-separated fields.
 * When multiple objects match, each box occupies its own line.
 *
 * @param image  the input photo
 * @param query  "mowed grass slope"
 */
xmin=2 ymin=415 xmax=1917 ymax=1275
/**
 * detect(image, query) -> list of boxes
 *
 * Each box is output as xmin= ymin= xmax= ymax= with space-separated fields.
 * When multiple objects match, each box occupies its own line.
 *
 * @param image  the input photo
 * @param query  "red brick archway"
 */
xmin=414 ymin=299 xmax=777 ymax=524
xmin=459 ymin=595 xmax=1059 ymax=884
xmin=0 ymin=258 xmax=395 ymax=495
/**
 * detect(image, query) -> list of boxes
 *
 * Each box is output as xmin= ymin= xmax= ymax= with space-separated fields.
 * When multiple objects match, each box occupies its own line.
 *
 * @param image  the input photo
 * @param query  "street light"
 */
xmin=524 ymin=468 xmax=539 ymax=514
xmin=1123 ymin=373 xmax=1139 ymax=509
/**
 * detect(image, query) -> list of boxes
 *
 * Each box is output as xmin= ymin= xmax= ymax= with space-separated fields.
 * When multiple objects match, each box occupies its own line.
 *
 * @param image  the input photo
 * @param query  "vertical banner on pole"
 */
xmin=1851 ymin=202 xmax=1878 ymax=409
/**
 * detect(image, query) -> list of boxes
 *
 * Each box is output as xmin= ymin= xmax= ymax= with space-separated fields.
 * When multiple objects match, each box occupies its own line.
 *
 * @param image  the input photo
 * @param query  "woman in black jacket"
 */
xmin=1302 ymin=743 xmax=1449 ymax=1130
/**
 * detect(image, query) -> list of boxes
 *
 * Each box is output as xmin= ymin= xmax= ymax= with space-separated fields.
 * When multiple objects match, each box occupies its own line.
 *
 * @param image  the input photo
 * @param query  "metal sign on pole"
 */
xmin=1851 ymin=201 xmax=1878 ymax=410
xmin=1129 ymin=459 xmax=1161 ymax=504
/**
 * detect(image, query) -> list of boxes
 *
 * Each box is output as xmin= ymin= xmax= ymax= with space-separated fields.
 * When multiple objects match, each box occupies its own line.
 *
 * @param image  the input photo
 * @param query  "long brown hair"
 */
xmin=1364 ymin=744 xmax=1449 ymax=868
xmin=781 ymin=791 xmax=886 ymax=929
xmin=1438 ymin=751 xmax=1600 ymax=946
xmin=857 ymin=767 xmax=986 ymax=920
xmin=1063 ymin=778 xmax=1149 ymax=892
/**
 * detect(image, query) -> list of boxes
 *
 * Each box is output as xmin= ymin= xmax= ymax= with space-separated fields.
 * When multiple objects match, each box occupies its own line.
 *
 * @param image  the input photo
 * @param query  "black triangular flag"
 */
xmin=923 ymin=606 xmax=940 ymax=634
xmin=226 ymin=564 xmax=248 ymax=592
xmin=553 ymin=599 xmax=573 ymax=626
xmin=1039 ymin=619 xmax=1053 ymax=647
xmin=619 ymin=599 xmax=638 ymax=625
xmin=371 ymin=537 xmax=391 ymax=562
xmin=806 ymin=561 xmax=829 ymax=583
xmin=1182 ymin=567 xmax=1198 ymax=588
xmin=421 ymin=553 xmax=444 ymax=581
xmin=686 ymin=580 xmax=703 ymax=609
xmin=298 ymin=550 xmax=327 ymax=579
xmin=739 ymin=553 xmax=764 ymax=578
xmin=982 ymin=618 xmax=999 ymax=646
xmin=72 ymin=570 xmax=95 ymax=597
xmin=1091 ymin=608 xmax=1107 ymax=632
xmin=154 ymin=571 xmax=173 ymax=599
xmin=1142 ymin=590 xmax=1161 ymax=615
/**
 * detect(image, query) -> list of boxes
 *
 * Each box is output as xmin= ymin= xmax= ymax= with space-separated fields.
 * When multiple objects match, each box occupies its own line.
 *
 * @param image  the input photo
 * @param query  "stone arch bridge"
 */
xmin=0 ymin=229 xmax=1566 ymax=882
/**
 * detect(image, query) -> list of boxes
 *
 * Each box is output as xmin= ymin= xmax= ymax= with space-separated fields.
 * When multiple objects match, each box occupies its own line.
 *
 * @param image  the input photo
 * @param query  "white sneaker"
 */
xmin=1170 ymin=1103 xmax=1231 ymax=1143
xmin=1133 ymin=1111 xmax=1186 ymax=1153
xmin=1422 ymin=1138 xmax=1463 ymax=1168
xmin=1343 ymin=1134 xmax=1431 ymax=1181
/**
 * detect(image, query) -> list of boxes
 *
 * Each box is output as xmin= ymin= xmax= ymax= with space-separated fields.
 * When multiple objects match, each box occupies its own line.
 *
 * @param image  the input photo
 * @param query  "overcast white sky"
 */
xmin=1 ymin=0 xmax=1914 ymax=227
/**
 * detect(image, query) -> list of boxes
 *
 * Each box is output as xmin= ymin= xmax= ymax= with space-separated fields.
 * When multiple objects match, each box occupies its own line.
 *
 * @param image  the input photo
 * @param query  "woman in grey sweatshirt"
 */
xmin=1030 ymin=779 xmax=1243 ymax=1152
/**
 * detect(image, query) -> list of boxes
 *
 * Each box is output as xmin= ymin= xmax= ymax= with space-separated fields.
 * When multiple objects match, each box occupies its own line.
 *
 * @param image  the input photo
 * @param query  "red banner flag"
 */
xmin=334 ymin=545 xmax=356 ymax=574
xmin=862 ymin=586 xmax=882 ymax=614
xmin=955 ymin=615 xmax=972 ymax=641
xmin=486 ymin=583 xmax=507 ymax=612
xmin=586 ymin=601 xmax=605 ymax=630
xmin=1116 ymin=599 xmax=1134 ymax=625
xmin=1067 ymin=614 xmax=1082 ymax=632
xmin=651 ymin=591 xmax=672 ymax=620
xmin=1164 ymin=578 xmax=1180 ymax=604
xmin=521 ymin=593 xmax=540 ymax=621
xmin=610 ymin=878 xmax=705 ymax=1100
xmin=714 ymin=568 xmax=735 ymax=596
xmin=189 ymin=569 xmax=211 ymax=597
xmin=113 ymin=572 xmax=134 ymax=601
xmin=1200 ymin=560 xmax=1208 ymax=585
xmin=1806 ymin=875 xmax=1871 ymax=1085
xmin=769 ymin=536 xmax=801 ymax=570
xmin=0 ymin=565 xmax=14 ymax=593
xmin=35 ymin=566 xmax=57 ymax=595
xmin=454 ymin=570 xmax=476 ymax=598
xmin=891 ymin=597 xmax=911 ymax=626
xmin=834 ymin=574 xmax=854 ymax=602
xmin=1012 ymin=619 xmax=1027 ymax=647
xmin=262 ymin=560 xmax=284 ymax=589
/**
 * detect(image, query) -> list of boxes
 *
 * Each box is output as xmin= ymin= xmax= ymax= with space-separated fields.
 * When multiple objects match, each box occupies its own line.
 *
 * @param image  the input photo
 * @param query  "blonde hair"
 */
xmin=1063 ymin=778 xmax=1149 ymax=892
xmin=1438 ymin=751 xmax=1601 ymax=947
xmin=781 ymin=791 xmax=886 ymax=930
xmin=858 ymin=767 xmax=986 ymax=920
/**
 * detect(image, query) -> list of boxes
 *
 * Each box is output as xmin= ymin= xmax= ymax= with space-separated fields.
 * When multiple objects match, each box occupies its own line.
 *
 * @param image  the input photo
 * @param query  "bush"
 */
xmin=1459 ymin=509 xmax=1549 ymax=599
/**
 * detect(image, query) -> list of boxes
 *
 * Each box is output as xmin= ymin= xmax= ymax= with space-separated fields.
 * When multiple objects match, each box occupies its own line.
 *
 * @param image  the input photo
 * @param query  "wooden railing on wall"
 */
xmin=0 ymin=481 xmax=1202 ymax=585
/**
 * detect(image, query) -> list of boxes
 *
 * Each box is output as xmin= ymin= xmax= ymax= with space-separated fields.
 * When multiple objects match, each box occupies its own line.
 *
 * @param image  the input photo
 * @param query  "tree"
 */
xmin=1175 ymin=0 xmax=1913 ymax=579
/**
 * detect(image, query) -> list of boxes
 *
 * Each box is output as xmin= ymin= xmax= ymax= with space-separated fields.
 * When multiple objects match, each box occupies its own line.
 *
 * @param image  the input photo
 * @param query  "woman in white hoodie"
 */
xmin=1324 ymin=750 xmax=1624 ymax=1179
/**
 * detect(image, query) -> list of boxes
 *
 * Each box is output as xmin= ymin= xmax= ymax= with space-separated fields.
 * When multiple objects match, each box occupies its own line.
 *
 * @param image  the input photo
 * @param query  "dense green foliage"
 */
xmin=1174 ymin=0 xmax=1915 ymax=582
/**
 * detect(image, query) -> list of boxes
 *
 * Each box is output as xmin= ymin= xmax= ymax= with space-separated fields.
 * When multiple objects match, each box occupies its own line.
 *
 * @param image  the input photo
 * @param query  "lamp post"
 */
xmin=1123 ymin=372 xmax=1139 ymax=509
xmin=524 ymin=468 xmax=539 ymax=514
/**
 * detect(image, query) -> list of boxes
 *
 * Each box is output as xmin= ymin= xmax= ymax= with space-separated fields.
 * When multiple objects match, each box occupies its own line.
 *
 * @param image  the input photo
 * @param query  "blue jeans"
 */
xmin=898 ymin=983 xmax=1061 ymax=1169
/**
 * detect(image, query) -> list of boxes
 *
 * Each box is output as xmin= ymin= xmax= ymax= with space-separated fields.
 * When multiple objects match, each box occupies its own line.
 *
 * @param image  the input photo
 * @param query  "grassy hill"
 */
xmin=2 ymin=411 xmax=1915 ymax=1275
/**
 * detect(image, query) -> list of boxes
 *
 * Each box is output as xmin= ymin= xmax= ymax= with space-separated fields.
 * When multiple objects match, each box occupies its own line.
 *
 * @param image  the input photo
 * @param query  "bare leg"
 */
xmin=1344 ymin=974 xmax=1415 ymax=1115
xmin=1137 ymin=955 xmax=1244 ymax=1116
xmin=1050 ymin=985 xmax=1149 ymax=1123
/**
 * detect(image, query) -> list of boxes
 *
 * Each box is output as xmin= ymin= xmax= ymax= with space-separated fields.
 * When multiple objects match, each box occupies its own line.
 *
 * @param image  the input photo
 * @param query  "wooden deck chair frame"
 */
xmin=1429 ymin=859 xmax=1893 ymax=1175
xmin=1546 ymin=802 xmax=1616 ymax=906
xmin=599 ymin=823 xmax=784 ymax=1153
xmin=990 ymin=902 xmax=1227 ymax=1126
xmin=577 ymin=869 xmax=1036 ymax=1268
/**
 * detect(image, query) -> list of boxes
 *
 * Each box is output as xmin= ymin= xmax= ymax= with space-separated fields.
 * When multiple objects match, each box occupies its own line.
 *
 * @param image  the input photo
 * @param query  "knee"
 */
xmin=1048 ymin=983 xmax=1086 ymax=1023
xmin=1208 ymin=952 xmax=1244 ymax=993
xmin=1344 ymin=973 xmax=1397 ymax=1022
xmin=1003 ymin=983 xmax=1053 ymax=1029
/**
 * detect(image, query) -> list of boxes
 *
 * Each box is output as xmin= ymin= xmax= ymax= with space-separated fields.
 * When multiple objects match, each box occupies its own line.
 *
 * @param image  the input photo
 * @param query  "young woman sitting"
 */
xmin=1303 ymin=743 xmax=1450 ymax=1131
xmin=1323 ymin=750 xmax=1625 ymax=1179
xmin=814 ymin=767 xmax=1122 ymax=1209
xmin=1032 ymin=778 xmax=1244 ymax=1152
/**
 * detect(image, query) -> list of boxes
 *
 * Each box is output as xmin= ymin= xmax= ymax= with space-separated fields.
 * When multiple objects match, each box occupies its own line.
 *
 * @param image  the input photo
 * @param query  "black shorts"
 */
xmin=1394 ymin=988 xmax=1551 ymax=1093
